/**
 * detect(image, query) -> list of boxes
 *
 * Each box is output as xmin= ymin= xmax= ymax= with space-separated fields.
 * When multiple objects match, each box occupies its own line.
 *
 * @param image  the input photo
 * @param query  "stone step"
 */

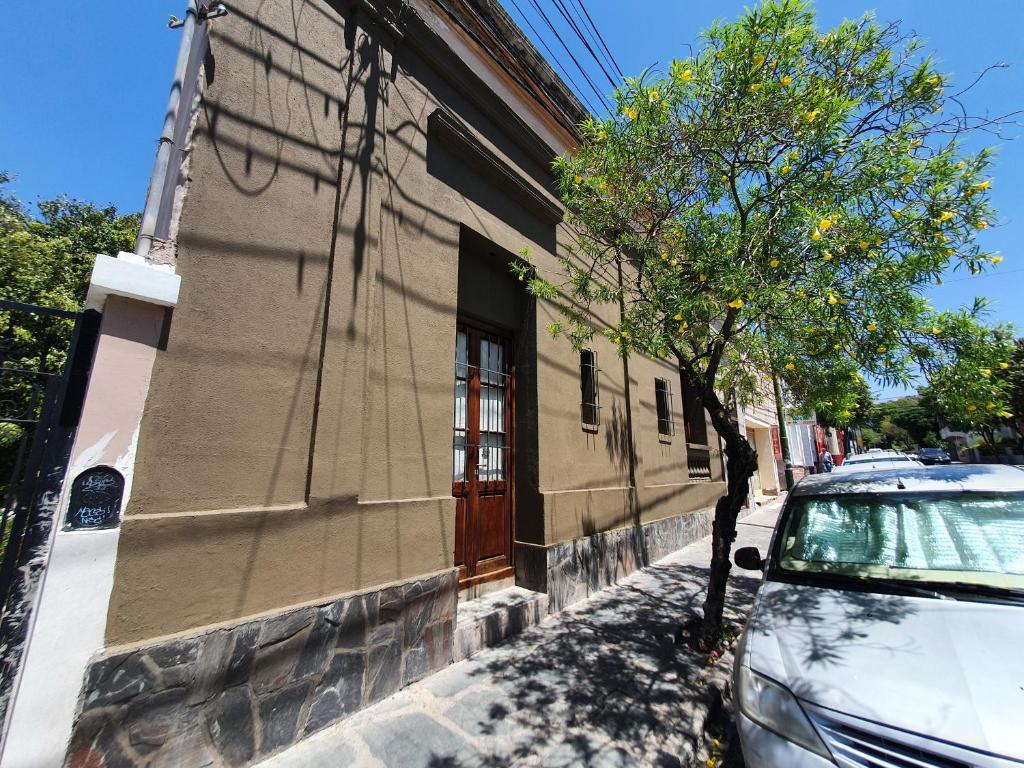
xmin=454 ymin=586 xmax=548 ymax=661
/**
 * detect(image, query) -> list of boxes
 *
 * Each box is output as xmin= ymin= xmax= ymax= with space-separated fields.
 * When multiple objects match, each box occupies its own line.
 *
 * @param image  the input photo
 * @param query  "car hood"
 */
xmin=742 ymin=580 xmax=1024 ymax=760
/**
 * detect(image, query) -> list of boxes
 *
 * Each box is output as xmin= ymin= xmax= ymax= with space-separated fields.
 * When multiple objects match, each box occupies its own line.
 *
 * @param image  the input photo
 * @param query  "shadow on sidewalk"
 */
xmin=429 ymin=561 xmax=762 ymax=767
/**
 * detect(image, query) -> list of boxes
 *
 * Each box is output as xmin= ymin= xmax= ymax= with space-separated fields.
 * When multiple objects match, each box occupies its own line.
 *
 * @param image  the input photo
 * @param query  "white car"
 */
xmin=732 ymin=464 xmax=1024 ymax=767
xmin=832 ymin=449 xmax=923 ymax=473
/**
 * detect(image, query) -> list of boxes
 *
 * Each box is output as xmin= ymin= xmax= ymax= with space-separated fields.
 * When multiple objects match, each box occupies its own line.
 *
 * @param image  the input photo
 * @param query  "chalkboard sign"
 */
xmin=66 ymin=467 xmax=124 ymax=530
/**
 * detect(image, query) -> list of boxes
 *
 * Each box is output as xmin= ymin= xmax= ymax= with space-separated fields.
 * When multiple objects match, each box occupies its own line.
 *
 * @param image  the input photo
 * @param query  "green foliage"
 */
xmin=0 ymin=172 xmax=139 ymax=473
xmin=867 ymin=395 xmax=939 ymax=448
xmin=518 ymin=0 xmax=1013 ymax=424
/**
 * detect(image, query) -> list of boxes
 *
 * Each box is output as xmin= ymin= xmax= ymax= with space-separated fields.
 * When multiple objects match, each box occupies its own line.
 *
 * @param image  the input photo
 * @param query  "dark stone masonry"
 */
xmin=516 ymin=505 xmax=750 ymax=613
xmin=65 ymin=570 xmax=458 ymax=767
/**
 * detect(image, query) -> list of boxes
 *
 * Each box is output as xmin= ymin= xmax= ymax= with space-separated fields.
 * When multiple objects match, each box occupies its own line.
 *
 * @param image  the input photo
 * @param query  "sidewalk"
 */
xmin=257 ymin=504 xmax=783 ymax=768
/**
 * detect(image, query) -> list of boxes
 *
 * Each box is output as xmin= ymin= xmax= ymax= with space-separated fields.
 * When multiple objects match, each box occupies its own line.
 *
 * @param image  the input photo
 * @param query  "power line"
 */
xmin=547 ymin=0 xmax=617 ymax=90
xmin=505 ymin=0 xmax=604 ymax=115
xmin=568 ymin=0 xmax=625 ymax=81
xmin=524 ymin=0 xmax=613 ymax=112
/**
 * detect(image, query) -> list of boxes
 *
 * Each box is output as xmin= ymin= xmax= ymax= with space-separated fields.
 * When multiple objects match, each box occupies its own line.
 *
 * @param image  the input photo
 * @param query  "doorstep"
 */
xmin=454 ymin=586 xmax=548 ymax=661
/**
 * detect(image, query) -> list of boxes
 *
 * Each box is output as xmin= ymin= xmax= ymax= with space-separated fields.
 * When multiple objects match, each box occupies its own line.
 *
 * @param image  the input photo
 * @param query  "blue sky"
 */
xmin=0 ymin=1 xmax=1021 ymax=395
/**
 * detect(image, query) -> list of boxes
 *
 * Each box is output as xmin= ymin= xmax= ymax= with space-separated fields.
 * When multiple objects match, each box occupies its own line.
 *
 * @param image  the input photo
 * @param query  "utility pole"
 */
xmin=771 ymin=369 xmax=795 ymax=489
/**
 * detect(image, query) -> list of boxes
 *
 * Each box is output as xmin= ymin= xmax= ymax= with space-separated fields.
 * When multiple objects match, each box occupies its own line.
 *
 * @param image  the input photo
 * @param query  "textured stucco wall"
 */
xmin=108 ymin=0 xmax=724 ymax=647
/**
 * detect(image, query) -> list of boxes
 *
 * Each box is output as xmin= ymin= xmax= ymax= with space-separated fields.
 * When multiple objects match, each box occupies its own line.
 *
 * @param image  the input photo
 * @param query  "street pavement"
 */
xmin=257 ymin=505 xmax=782 ymax=768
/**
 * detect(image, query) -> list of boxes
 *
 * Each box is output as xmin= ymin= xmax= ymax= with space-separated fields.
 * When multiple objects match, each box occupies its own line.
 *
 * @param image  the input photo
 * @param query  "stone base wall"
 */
xmin=65 ymin=570 xmax=457 ymax=767
xmin=516 ymin=505 xmax=751 ymax=613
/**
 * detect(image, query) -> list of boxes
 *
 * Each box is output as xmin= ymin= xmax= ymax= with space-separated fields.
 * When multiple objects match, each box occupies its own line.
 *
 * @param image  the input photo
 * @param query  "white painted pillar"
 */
xmin=1 ymin=254 xmax=179 ymax=768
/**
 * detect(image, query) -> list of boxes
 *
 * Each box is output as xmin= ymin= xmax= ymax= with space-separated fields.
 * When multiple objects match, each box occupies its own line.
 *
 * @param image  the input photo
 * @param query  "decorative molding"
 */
xmin=428 ymin=108 xmax=563 ymax=224
xmin=85 ymin=253 xmax=181 ymax=312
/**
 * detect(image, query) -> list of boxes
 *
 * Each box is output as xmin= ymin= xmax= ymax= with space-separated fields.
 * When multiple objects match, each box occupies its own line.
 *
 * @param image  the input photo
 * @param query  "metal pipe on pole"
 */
xmin=772 ymin=368 xmax=795 ymax=489
xmin=135 ymin=0 xmax=200 ymax=259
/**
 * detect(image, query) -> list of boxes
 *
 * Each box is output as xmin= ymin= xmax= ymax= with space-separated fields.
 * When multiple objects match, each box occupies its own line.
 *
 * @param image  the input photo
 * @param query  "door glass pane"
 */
xmin=480 ymin=384 xmax=504 ymax=434
xmin=480 ymin=338 xmax=504 ymax=384
xmin=479 ymin=432 xmax=504 ymax=481
xmin=453 ymin=329 xmax=469 ymax=483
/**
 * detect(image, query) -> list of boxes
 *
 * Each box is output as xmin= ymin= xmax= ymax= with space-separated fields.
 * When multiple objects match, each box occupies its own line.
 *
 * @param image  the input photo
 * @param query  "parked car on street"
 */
xmin=732 ymin=464 xmax=1024 ymax=767
xmin=831 ymin=449 xmax=923 ymax=473
xmin=919 ymin=446 xmax=953 ymax=465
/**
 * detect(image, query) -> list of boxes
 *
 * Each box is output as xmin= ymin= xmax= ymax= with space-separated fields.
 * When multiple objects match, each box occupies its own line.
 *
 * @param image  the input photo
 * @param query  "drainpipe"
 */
xmin=771 ymin=368 xmax=795 ymax=489
xmin=135 ymin=0 xmax=201 ymax=259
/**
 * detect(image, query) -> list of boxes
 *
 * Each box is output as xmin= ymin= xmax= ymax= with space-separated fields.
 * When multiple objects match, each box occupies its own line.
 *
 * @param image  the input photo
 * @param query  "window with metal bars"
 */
xmin=580 ymin=349 xmax=600 ymax=428
xmin=681 ymin=374 xmax=708 ymax=445
xmin=655 ymin=377 xmax=675 ymax=436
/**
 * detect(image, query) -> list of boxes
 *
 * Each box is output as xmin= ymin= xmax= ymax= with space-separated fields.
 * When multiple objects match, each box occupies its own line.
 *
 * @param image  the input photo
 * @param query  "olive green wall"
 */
xmin=107 ymin=0 xmax=724 ymax=646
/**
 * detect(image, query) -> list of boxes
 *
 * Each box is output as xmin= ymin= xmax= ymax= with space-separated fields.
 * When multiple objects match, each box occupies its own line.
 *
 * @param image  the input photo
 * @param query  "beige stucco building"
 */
xmin=2 ymin=2 xmax=730 ymax=765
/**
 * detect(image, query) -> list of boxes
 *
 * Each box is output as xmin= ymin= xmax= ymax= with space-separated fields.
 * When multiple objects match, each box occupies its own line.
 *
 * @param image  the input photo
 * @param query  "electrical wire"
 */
xmin=569 ymin=0 xmax=625 ymax=81
xmin=548 ymin=0 xmax=617 ymax=90
xmin=524 ymin=0 xmax=613 ymax=111
xmin=505 ymin=0 xmax=604 ymax=116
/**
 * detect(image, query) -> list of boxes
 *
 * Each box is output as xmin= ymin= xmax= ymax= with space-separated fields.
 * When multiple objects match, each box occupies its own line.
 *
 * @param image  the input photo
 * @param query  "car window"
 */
xmin=840 ymin=456 xmax=912 ymax=465
xmin=774 ymin=493 xmax=1024 ymax=589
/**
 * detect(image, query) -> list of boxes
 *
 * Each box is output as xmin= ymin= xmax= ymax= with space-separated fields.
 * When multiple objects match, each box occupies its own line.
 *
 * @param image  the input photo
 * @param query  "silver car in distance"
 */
xmin=732 ymin=464 xmax=1024 ymax=767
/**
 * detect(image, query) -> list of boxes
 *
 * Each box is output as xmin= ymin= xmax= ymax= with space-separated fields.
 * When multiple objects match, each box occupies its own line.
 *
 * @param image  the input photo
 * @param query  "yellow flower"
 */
xmin=728 ymin=298 xmax=745 ymax=309
xmin=597 ymin=129 xmax=607 ymax=141
xmin=660 ymin=253 xmax=669 ymax=261
xmin=749 ymin=83 xmax=762 ymax=94
xmin=598 ymin=180 xmax=608 ymax=191
xmin=892 ymin=209 xmax=902 ymax=218
xmin=928 ymin=76 xmax=940 ymax=86
xmin=781 ymin=74 xmax=792 ymax=86
xmin=781 ymin=165 xmax=791 ymax=175
xmin=785 ymin=362 xmax=796 ymax=371
xmin=823 ymin=251 xmax=833 ymax=261
xmin=1000 ymin=362 xmax=1010 ymax=369
xmin=938 ymin=210 xmax=955 ymax=222
xmin=721 ymin=174 xmax=729 ymax=184
xmin=769 ymin=258 xmax=780 ymax=268
xmin=1001 ymin=411 xmax=1014 ymax=419
xmin=574 ymin=175 xmax=583 ymax=185
xmin=624 ymin=106 xmax=638 ymax=120
xmin=988 ymin=402 xmax=998 ymax=410
xmin=811 ymin=228 xmax=822 ymax=241
xmin=910 ymin=138 xmax=923 ymax=149
xmin=980 ymin=368 xmax=991 ymax=377
xmin=753 ymin=54 xmax=766 ymax=67
xmin=715 ymin=52 xmax=725 ymax=61
xmin=859 ymin=241 xmax=869 ymax=250
xmin=877 ymin=345 xmax=887 ymax=353
xmin=867 ymin=323 xmax=878 ymax=331
xmin=671 ymin=258 xmax=679 ymax=267
xmin=699 ymin=274 xmax=707 ymax=282
xmin=678 ymin=323 xmax=688 ymax=333
xmin=967 ymin=404 xmax=977 ymax=412
xmin=673 ymin=312 xmax=682 ymax=321
xmin=828 ymin=295 xmax=838 ymax=305
xmin=823 ymin=170 xmax=832 ymax=179
xmin=902 ymin=173 xmax=914 ymax=184
xmin=518 ymin=274 xmax=524 ymax=282
xmin=803 ymin=109 xmax=820 ymax=123
xmin=679 ymin=68 xmax=694 ymax=82
xmin=992 ymin=255 xmax=1004 ymax=264
xmin=956 ymin=161 xmax=966 ymax=169
xmin=620 ymin=330 xmax=630 ymax=339
xmin=932 ymin=327 xmax=942 ymax=335
xmin=973 ymin=180 xmax=992 ymax=191
xmin=819 ymin=219 xmax=832 ymax=231
xmin=975 ymin=221 xmax=988 ymax=230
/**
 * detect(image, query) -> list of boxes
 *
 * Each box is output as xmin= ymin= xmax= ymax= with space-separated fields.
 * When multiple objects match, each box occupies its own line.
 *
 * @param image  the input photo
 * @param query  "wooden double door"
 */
xmin=452 ymin=320 xmax=514 ymax=586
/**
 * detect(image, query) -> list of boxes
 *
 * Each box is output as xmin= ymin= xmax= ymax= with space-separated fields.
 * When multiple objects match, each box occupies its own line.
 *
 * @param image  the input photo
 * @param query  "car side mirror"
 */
xmin=734 ymin=546 xmax=765 ymax=571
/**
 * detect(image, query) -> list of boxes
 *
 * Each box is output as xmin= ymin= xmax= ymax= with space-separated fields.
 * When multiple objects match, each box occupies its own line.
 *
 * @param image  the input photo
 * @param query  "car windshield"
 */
xmin=774 ymin=492 xmax=1024 ymax=590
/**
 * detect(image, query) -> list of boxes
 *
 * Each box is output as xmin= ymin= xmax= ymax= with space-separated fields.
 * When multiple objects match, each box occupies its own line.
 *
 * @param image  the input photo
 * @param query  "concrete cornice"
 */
xmin=428 ymin=108 xmax=563 ymax=223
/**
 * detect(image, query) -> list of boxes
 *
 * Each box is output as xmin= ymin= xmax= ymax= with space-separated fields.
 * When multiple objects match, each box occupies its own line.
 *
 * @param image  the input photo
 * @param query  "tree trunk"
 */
xmin=697 ymin=390 xmax=759 ymax=652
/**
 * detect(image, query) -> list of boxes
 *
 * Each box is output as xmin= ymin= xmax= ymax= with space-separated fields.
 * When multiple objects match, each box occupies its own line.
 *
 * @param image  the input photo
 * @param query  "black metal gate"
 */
xmin=0 ymin=299 xmax=99 ymax=723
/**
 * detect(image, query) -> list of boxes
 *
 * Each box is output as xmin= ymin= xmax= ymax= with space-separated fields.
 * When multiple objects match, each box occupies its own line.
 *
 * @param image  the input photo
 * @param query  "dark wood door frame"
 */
xmin=452 ymin=317 xmax=515 ymax=588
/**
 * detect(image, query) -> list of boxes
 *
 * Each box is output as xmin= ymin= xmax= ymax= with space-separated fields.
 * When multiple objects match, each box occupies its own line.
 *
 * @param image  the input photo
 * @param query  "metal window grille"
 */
xmin=655 ymin=377 xmax=675 ymax=436
xmin=681 ymin=374 xmax=708 ymax=445
xmin=580 ymin=349 xmax=600 ymax=427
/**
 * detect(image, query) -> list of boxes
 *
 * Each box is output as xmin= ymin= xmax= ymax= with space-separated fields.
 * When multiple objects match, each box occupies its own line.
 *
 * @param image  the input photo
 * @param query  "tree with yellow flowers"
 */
xmin=513 ymin=0 xmax=1015 ymax=651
